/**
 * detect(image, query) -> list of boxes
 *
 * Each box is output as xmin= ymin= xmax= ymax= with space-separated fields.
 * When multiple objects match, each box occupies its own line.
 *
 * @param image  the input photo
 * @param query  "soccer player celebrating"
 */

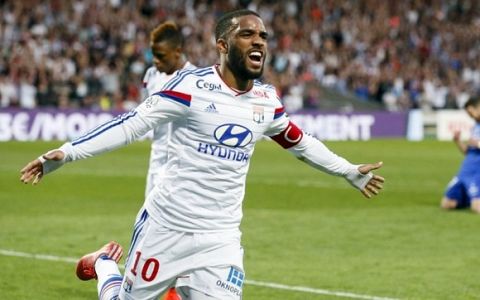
xmin=21 ymin=9 xmax=384 ymax=300
xmin=441 ymin=96 xmax=480 ymax=213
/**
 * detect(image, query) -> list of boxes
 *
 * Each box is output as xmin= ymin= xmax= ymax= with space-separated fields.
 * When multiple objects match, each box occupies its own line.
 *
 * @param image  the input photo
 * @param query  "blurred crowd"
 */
xmin=1 ymin=0 xmax=480 ymax=112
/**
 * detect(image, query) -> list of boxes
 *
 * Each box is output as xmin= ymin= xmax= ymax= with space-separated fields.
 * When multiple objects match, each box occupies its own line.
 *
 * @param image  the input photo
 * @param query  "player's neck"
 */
xmin=165 ymin=59 xmax=187 ymax=75
xmin=176 ymin=58 xmax=187 ymax=72
xmin=216 ymin=64 xmax=253 ymax=92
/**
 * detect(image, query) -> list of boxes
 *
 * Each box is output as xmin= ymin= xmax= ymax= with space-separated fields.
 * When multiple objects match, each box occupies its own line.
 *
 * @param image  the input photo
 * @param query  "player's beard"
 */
xmin=227 ymin=43 xmax=264 ymax=81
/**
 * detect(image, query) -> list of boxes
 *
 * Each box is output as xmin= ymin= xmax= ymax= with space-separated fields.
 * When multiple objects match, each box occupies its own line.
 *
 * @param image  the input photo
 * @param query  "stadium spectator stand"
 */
xmin=1 ymin=0 xmax=479 ymax=113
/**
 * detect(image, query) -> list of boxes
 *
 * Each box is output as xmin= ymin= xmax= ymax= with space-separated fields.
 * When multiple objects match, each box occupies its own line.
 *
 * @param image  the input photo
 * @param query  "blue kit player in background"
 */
xmin=20 ymin=9 xmax=385 ymax=300
xmin=441 ymin=96 xmax=480 ymax=213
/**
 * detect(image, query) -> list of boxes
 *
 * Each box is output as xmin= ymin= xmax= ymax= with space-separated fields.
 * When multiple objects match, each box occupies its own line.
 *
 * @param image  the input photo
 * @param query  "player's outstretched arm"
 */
xmin=20 ymin=94 xmax=187 ymax=185
xmin=452 ymin=130 xmax=467 ymax=154
xmin=270 ymin=121 xmax=385 ymax=198
xmin=20 ymin=149 xmax=65 ymax=185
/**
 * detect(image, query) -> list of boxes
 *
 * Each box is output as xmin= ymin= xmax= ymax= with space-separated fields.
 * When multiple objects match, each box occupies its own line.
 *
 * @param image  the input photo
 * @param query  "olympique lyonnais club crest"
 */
xmin=253 ymin=106 xmax=264 ymax=124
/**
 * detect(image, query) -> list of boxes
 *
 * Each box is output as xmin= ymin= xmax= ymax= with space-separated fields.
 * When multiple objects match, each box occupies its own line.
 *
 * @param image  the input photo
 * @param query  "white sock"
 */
xmin=95 ymin=256 xmax=123 ymax=300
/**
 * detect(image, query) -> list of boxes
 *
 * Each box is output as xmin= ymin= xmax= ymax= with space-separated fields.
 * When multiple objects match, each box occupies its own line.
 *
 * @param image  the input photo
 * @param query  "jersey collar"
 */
xmin=213 ymin=65 xmax=253 ymax=96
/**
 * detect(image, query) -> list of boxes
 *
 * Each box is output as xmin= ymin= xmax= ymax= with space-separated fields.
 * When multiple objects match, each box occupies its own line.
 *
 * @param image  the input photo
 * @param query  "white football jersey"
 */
xmin=143 ymin=65 xmax=287 ymax=231
xmin=142 ymin=62 xmax=195 ymax=196
xmin=64 ymin=65 xmax=364 ymax=232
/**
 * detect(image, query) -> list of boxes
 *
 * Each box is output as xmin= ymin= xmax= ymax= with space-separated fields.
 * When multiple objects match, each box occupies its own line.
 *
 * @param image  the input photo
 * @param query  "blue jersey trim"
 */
xmin=254 ymin=80 xmax=274 ymax=89
xmin=126 ymin=209 xmax=149 ymax=265
xmin=71 ymin=111 xmax=137 ymax=146
xmin=99 ymin=275 xmax=123 ymax=300
xmin=163 ymin=67 xmax=214 ymax=91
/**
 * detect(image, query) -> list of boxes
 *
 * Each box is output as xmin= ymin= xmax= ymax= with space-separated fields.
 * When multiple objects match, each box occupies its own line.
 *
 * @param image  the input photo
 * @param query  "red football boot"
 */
xmin=76 ymin=241 xmax=123 ymax=281
xmin=164 ymin=287 xmax=182 ymax=300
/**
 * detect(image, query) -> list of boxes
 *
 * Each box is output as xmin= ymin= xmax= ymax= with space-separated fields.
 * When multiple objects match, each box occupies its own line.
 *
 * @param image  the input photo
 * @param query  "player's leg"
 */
xmin=440 ymin=197 xmax=457 ymax=209
xmin=441 ymin=177 xmax=468 ymax=210
xmin=96 ymin=256 xmax=124 ymax=300
xmin=145 ymin=170 xmax=182 ymax=300
xmin=119 ymin=215 xmax=185 ymax=300
xmin=174 ymin=229 xmax=244 ymax=300
xmin=124 ymin=207 xmax=149 ymax=267
xmin=124 ymin=207 xmax=182 ymax=300
xmin=471 ymin=199 xmax=480 ymax=213
xmin=466 ymin=177 xmax=480 ymax=214
xmin=176 ymin=266 xmax=244 ymax=300
xmin=76 ymin=241 xmax=124 ymax=300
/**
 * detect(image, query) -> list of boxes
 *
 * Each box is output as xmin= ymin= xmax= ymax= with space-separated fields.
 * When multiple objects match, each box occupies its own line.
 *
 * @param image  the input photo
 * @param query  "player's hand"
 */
xmin=467 ymin=138 xmax=480 ymax=148
xmin=453 ymin=130 xmax=461 ymax=142
xmin=20 ymin=150 xmax=65 ymax=185
xmin=358 ymin=161 xmax=384 ymax=199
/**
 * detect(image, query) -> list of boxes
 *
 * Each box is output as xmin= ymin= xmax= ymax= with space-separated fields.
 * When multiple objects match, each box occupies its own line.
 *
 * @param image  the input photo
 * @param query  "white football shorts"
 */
xmin=119 ymin=210 xmax=244 ymax=300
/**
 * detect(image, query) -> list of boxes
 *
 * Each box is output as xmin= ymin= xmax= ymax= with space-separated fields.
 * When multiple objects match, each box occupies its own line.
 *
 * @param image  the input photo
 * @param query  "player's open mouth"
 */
xmin=247 ymin=50 xmax=263 ymax=67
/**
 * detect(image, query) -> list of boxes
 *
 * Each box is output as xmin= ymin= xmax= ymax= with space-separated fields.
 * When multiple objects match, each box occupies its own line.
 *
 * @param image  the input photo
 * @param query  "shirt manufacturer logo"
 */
xmin=204 ymin=103 xmax=219 ymax=113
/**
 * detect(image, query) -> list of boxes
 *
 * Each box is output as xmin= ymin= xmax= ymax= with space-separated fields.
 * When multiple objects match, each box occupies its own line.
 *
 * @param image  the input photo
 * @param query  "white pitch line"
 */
xmin=0 ymin=248 xmax=78 ymax=264
xmin=244 ymin=280 xmax=399 ymax=300
xmin=0 ymin=249 xmax=399 ymax=300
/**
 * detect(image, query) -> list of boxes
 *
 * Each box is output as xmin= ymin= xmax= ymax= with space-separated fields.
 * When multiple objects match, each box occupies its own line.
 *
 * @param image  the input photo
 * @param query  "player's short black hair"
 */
xmin=215 ymin=9 xmax=261 ymax=41
xmin=150 ymin=21 xmax=184 ymax=48
xmin=464 ymin=96 xmax=480 ymax=109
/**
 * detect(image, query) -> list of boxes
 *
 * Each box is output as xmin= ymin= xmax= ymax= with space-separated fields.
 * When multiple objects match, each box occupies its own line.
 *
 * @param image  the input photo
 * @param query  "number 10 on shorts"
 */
xmin=130 ymin=251 xmax=160 ymax=282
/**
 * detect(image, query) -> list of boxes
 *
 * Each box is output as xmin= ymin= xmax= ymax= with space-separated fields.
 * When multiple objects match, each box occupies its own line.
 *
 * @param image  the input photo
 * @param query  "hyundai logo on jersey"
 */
xmin=214 ymin=124 xmax=253 ymax=148
xmin=197 ymin=142 xmax=249 ymax=162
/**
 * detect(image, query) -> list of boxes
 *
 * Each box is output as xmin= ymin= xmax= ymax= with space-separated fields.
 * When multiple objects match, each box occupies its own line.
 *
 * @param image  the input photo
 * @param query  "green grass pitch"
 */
xmin=1 ymin=139 xmax=479 ymax=299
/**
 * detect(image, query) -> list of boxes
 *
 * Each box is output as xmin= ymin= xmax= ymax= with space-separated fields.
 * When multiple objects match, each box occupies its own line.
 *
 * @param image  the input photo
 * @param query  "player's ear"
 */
xmin=216 ymin=38 xmax=228 ymax=54
xmin=174 ymin=46 xmax=182 ymax=58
